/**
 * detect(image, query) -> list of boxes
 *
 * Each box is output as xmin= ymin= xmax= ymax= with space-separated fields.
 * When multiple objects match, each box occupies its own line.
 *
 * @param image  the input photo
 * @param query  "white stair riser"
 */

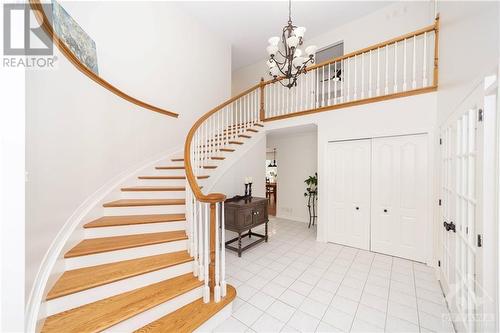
xmin=65 ymin=239 xmax=188 ymax=270
xmin=103 ymin=205 xmax=185 ymax=216
xmin=45 ymin=261 xmax=193 ymax=316
xmin=103 ymin=286 xmax=203 ymax=333
xmin=120 ymin=191 xmax=186 ymax=200
xmin=84 ymin=221 xmax=186 ymax=238
xmin=152 ymin=168 xmax=185 ymax=175
xmin=137 ymin=179 xmax=190 ymax=186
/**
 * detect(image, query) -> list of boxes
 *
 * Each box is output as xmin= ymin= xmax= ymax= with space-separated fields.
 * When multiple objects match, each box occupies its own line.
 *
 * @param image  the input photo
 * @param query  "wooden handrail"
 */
xmin=29 ymin=0 xmax=178 ymax=118
xmin=184 ymin=82 xmax=261 ymax=203
xmin=261 ymin=18 xmax=439 ymax=87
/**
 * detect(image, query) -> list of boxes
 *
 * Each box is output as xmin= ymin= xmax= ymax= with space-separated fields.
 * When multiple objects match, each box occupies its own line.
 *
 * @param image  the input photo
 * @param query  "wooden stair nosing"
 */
xmin=41 ymin=273 xmax=203 ymax=333
xmin=202 ymin=165 xmax=217 ymax=169
xmin=46 ymin=251 xmax=193 ymax=300
xmin=121 ymin=186 xmax=186 ymax=192
xmin=228 ymin=141 xmax=244 ymax=145
xmin=171 ymin=158 xmax=184 ymax=162
xmin=220 ymin=148 xmax=235 ymax=152
xmin=103 ymin=199 xmax=185 ymax=208
xmin=155 ymin=166 xmax=185 ymax=170
xmin=84 ymin=214 xmax=186 ymax=228
xmin=64 ymin=230 xmax=188 ymax=258
xmin=238 ymin=134 xmax=251 ymax=138
xmin=138 ymin=175 xmax=209 ymax=180
xmin=247 ymin=128 xmax=259 ymax=133
xmin=133 ymin=285 xmax=237 ymax=333
xmin=210 ymin=156 xmax=225 ymax=160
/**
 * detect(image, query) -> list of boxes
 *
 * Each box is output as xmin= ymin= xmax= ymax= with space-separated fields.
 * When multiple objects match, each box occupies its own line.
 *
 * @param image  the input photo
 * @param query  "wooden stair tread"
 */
xmin=211 ymin=156 xmax=225 ymax=160
xmin=121 ymin=186 xmax=186 ymax=192
xmin=47 ymin=251 xmax=193 ymax=300
xmin=103 ymin=199 xmax=185 ymax=207
xmin=155 ymin=166 xmax=185 ymax=170
xmin=84 ymin=214 xmax=186 ymax=228
xmin=41 ymin=273 xmax=203 ymax=333
xmin=65 ymin=231 xmax=187 ymax=258
xmin=202 ymin=165 xmax=217 ymax=169
xmin=138 ymin=175 xmax=209 ymax=180
xmin=220 ymin=148 xmax=235 ymax=152
xmin=254 ymin=123 xmax=264 ymax=127
xmin=247 ymin=128 xmax=259 ymax=133
xmin=171 ymin=158 xmax=184 ymax=162
xmin=228 ymin=141 xmax=243 ymax=145
xmin=134 ymin=285 xmax=236 ymax=333
xmin=238 ymin=134 xmax=251 ymax=138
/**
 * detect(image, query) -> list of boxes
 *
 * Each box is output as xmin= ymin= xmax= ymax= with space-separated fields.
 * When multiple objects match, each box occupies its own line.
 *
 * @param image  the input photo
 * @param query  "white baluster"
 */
xmin=198 ymin=201 xmax=204 ymax=282
xmin=328 ymin=64 xmax=331 ymax=106
xmin=300 ymin=74 xmax=304 ymax=111
xmin=192 ymin=191 xmax=198 ymax=277
xmin=315 ymin=68 xmax=319 ymax=108
xmin=403 ymin=38 xmax=407 ymax=91
xmin=361 ymin=53 xmax=365 ymax=99
xmin=333 ymin=62 xmax=337 ymax=104
xmin=203 ymin=203 xmax=210 ymax=303
xmin=220 ymin=201 xmax=227 ymax=297
xmin=412 ymin=35 xmax=417 ymax=89
xmin=214 ymin=202 xmax=221 ymax=302
xmin=354 ymin=55 xmax=358 ymax=100
xmin=340 ymin=60 xmax=344 ymax=102
xmin=394 ymin=41 xmax=398 ymax=93
xmin=385 ymin=45 xmax=389 ymax=94
xmin=321 ymin=66 xmax=325 ymax=107
xmin=423 ymin=32 xmax=428 ymax=87
xmin=347 ymin=58 xmax=350 ymax=102
xmin=376 ymin=48 xmax=380 ymax=96
xmin=368 ymin=50 xmax=372 ymax=98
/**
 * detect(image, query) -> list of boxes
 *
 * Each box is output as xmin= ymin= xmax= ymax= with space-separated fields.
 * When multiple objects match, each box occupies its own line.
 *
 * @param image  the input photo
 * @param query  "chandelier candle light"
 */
xmin=266 ymin=0 xmax=317 ymax=88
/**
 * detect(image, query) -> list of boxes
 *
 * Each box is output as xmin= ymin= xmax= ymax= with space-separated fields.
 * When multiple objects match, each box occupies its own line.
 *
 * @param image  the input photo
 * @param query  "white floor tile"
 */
xmin=354 ymin=304 xmax=386 ymax=329
xmin=418 ymin=311 xmax=455 ymax=332
xmin=308 ymin=287 xmax=335 ymax=305
xmin=251 ymin=313 xmax=285 ymax=333
xmin=233 ymin=303 xmax=264 ymax=327
xmin=214 ymin=316 xmax=249 ymax=332
xmin=389 ymin=289 xmax=417 ymax=308
xmin=238 ymin=283 xmax=259 ymax=301
xmin=267 ymin=300 xmax=296 ymax=323
xmin=350 ymin=317 xmax=384 ymax=333
xmin=261 ymin=281 xmax=287 ymax=299
xmin=289 ymin=280 xmax=314 ymax=296
xmin=279 ymin=289 xmax=306 ymax=308
xmin=280 ymin=324 xmax=300 ymax=332
xmin=385 ymin=315 xmax=420 ymax=333
xmin=322 ymin=307 xmax=354 ymax=332
xmin=360 ymin=292 xmax=388 ymax=313
xmin=387 ymin=301 xmax=419 ymax=324
xmin=315 ymin=321 xmax=344 ymax=333
xmin=248 ymin=291 xmax=276 ymax=311
xmin=247 ymin=275 xmax=272 ymax=290
xmin=329 ymin=295 xmax=359 ymax=316
xmin=299 ymin=297 xmax=329 ymax=319
xmin=287 ymin=310 xmax=321 ymax=333
xmin=336 ymin=284 xmax=363 ymax=302
xmin=273 ymin=274 xmax=296 ymax=288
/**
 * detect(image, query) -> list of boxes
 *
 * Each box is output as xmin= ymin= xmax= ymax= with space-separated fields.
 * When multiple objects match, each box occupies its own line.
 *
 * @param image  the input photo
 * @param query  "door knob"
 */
xmin=355 ymin=207 xmax=359 ymax=210
xmin=383 ymin=209 xmax=388 ymax=213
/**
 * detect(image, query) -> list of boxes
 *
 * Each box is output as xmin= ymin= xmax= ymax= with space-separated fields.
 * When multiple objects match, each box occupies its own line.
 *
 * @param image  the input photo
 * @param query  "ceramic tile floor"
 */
xmin=213 ymin=218 xmax=455 ymax=333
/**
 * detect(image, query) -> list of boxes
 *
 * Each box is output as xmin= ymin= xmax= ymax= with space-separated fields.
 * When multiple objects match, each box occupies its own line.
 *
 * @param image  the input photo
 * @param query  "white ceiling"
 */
xmin=178 ymin=1 xmax=394 ymax=70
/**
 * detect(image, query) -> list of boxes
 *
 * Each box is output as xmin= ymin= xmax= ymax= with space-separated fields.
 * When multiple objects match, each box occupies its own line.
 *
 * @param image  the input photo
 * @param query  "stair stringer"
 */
xmin=26 ymin=145 xmax=183 ymax=333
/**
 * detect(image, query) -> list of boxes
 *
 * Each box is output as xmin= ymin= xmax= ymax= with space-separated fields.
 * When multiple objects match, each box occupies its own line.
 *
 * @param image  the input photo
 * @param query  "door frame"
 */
xmin=325 ymin=132 xmax=433 ymax=265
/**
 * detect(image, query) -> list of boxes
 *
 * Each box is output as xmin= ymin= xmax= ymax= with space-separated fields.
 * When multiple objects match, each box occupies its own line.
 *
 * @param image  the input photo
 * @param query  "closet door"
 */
xmin=327 ymin=140 xmax=371 ymax=250
xmin=371 ymin=134 xmax=427 ymax=262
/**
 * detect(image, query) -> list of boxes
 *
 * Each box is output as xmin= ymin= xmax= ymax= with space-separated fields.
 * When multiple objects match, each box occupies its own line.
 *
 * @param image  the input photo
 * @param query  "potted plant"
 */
xmin=304 ymin=172 xmax=318 ymax=196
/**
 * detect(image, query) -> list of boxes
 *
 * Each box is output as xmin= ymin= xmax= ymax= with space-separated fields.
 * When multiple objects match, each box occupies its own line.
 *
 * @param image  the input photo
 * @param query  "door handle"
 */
xmin=355 ymin=207 xmax=359 ymax=210
xmin=383 ymin=209 xmax=388 ymax=213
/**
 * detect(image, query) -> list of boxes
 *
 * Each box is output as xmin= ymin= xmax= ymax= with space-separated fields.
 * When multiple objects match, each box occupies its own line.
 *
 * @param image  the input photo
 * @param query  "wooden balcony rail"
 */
xmin=29 ymin=0 xmax=178 ymax=118
xmin=260 ymin=16 xmax=439 ymax=121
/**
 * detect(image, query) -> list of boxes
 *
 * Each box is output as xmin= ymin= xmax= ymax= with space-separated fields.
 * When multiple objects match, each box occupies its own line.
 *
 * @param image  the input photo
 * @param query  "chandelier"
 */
xmin=266 ymin=0 xmax=317 ymax=89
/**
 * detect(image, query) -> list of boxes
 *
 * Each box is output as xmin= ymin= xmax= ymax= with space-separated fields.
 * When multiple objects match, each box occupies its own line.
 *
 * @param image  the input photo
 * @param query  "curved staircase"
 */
xmin=39 ymin=121 xmax=264 ymax=332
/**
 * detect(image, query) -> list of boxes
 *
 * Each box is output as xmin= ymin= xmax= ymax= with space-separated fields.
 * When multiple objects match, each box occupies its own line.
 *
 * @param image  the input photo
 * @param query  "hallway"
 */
xmin=216 ymin=218 xmax=454 ymax=332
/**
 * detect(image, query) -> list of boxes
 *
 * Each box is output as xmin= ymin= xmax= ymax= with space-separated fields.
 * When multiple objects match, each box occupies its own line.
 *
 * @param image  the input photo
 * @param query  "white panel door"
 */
xmin=327 ymin=139 xmax=371 ymax=250
xmin=371 ymin=134 xmax=427 ymax=262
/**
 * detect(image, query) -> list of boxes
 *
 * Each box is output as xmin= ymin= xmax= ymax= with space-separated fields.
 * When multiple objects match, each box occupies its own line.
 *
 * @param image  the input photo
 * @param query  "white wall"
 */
xmin=436 ymin=1 xmax=499 ymax=124
xmin=212 ymin=136 xmax=266 ymax=199
xmin=26 ymin=2 xmax=231 ymax=298
xmin=266 ymin=130 xmax=318 ymax=223
xmin=232 ymin=1 xmax=434 ymax=95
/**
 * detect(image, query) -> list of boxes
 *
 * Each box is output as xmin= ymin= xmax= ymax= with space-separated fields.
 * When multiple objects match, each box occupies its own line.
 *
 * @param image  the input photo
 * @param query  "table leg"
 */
xmin=249 ymin=229 xmax=251 ymax=238
xmin=265 ymin=222 xmax=268 ymax=242
xmin=238 ymin=233 xmax=242 ymax=257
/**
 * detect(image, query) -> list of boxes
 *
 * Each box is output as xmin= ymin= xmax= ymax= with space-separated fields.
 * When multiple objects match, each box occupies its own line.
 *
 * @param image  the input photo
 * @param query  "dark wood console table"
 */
xmin=224 ymin=197 xmax=269 ymax=257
